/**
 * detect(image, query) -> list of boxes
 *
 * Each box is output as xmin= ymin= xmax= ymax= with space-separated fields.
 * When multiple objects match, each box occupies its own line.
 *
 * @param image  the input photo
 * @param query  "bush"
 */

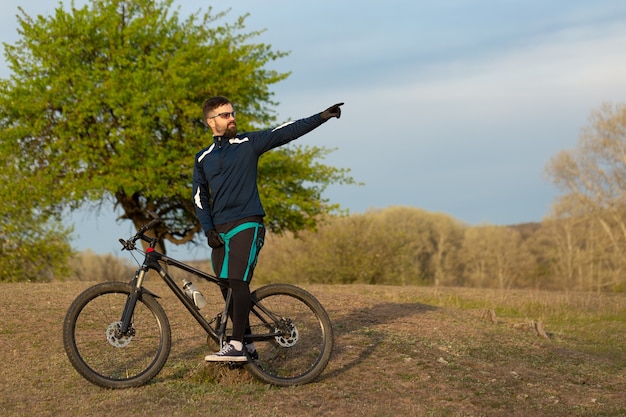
xmin=0 ymin=219 xmax=74 ymax=282
xmin=67 ymin=250 xmax=135 ymax=282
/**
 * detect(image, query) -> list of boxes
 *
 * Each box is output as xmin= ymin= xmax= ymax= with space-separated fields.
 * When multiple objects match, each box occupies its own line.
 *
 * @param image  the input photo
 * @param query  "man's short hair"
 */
xmin=202 ymin=96 xmax=232 ymax=121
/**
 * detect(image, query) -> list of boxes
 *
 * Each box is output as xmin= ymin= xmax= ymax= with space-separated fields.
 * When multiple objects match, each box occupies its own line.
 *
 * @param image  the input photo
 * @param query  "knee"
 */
xmin=229 ymin=279 xmax=250 ymax=294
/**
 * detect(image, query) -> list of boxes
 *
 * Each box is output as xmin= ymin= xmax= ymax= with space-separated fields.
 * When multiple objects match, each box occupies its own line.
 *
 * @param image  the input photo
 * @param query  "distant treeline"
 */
xmin=255 ymin=206 xmax=625 ymax=292
xmin=61 ymin=206 xmax=625 ymax=292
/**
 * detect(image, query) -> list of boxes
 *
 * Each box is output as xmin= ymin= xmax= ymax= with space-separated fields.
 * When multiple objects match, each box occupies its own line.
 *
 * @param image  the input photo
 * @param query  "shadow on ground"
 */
xmin=321 ymin=301 xmax=437 ymax=380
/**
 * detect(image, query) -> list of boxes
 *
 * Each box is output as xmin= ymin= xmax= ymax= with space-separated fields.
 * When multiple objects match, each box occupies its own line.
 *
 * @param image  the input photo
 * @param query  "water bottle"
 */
xmin=182 ymin=279 xmax=207 ymax=309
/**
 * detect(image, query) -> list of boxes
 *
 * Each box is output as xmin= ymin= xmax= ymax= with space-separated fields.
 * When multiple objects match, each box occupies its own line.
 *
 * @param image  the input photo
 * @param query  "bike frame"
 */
xmin=118 ymin=240 xmax=283 ymax=348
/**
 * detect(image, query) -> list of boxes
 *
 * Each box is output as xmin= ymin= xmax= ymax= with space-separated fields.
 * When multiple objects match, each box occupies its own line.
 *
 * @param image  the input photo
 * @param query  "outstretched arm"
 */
xmin=252 ymin=102 xmax=345 ymax=153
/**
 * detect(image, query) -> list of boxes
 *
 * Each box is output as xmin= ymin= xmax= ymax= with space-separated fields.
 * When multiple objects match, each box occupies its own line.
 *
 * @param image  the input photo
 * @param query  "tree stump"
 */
xmin=479 ymin=308 xmax=498 ymax=323
xmin=531 ymin=320 xmax=549 ymax=339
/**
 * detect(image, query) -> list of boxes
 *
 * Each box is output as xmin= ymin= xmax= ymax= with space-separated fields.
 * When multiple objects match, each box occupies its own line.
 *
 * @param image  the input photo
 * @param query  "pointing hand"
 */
xmin=320 ymin=102 xmax=344 ymax=121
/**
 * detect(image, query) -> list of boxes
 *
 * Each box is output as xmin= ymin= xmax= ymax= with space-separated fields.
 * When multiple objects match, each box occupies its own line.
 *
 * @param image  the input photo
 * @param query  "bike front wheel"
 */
xmin=245 ymin=284 xmax=333 ymax=386
xmin=62 ymin=281 xmax=171 ymax=389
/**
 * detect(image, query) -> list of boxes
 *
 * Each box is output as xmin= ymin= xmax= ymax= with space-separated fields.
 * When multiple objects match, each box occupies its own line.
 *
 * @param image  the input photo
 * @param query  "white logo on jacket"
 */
xmin=229 ymin=137 xmax=249 ymax=144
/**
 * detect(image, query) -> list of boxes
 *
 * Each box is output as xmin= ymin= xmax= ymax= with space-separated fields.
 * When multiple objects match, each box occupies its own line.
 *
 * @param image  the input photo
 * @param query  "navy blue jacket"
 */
xmin=192 ymin=113 xmax=325 ymax=232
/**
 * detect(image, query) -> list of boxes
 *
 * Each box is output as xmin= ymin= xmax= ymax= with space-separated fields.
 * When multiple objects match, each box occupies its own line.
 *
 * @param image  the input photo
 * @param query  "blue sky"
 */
xmin=2 ymin=1 xmax=626 ymax=260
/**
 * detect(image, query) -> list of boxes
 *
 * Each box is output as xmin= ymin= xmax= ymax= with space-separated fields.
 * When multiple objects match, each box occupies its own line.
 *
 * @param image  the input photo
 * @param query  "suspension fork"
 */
xmin=118 ymin=267 xmax=148 ymax=335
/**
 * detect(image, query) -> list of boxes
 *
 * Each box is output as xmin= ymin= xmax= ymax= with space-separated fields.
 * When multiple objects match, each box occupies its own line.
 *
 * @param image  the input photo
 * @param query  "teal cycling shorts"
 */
xmin=211 ymin=218 xmax=265 ymax=282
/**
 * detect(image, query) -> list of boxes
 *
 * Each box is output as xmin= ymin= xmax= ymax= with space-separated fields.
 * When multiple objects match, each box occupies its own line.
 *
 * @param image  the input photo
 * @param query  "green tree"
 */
xmin=0 ymin=0 xmax=355 ymax=258
xmin=0 ymin=163 xmax=74 ymax=282
xmin=258 ymin=145 xmax=355 ymax=234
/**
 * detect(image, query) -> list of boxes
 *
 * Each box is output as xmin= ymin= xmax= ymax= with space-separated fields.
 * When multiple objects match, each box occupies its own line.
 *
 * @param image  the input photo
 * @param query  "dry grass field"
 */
xmin=0 ymin=281 xmax=624 ymax=417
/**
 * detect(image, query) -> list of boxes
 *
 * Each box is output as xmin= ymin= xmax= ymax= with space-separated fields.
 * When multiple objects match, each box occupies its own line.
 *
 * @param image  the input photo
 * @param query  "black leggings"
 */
xmin=221 ymin=279 xmax=252 ymax=343
xmin=211 ymin=216 xmax=265 ymax=343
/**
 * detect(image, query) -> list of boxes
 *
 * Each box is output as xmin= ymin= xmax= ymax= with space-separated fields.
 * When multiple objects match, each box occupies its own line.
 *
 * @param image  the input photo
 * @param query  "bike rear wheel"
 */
xmin=63 ymin=282 xmax=171 ymax=389
xmin=244 ymin=284 xmax=333 ymax=386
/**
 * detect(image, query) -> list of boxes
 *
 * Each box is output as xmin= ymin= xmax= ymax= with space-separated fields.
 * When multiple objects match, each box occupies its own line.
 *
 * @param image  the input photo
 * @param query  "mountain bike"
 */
xmin=62 ymin=212 xmax=333 ymax=389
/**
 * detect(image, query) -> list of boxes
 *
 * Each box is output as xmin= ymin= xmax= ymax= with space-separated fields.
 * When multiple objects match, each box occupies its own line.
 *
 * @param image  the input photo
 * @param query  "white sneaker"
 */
xmin=204 ymin=343 xmax=247 ymax=362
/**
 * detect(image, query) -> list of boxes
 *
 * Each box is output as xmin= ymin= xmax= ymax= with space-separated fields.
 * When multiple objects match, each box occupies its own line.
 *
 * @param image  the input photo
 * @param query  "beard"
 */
xmin=223 ymin=123 xmax=237 ymax=139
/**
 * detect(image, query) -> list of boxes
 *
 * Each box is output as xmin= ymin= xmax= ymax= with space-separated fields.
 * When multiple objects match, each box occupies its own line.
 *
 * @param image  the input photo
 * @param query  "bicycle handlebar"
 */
xmin=119 ymin=211 xmax=162 ymax=251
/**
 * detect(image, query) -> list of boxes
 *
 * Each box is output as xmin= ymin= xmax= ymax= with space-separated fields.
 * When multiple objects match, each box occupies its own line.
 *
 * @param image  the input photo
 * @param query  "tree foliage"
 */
xmin=0 ymin=0 xmax=354 ymax=260
xmin=55 ymin=202 xmax=625 ymax=292
xmin=0 ymin=162 xmax=74 ymax=282
xmin=258 ymin=145 xmax=355 ymax=234
xmin=255 ymin=206 xmax=614 ymax=292
xmin=257 ymin=207 xmax=466 ymax=286
xmin=461 ymin=225 xmax=529 ymax=290
xmin=0 ymin=214 xmax=73 ymax=282
xmin=546 ymin=103 xmax=626 ymax=213
xmin=545 ymin=102 xmax=626 ymax=291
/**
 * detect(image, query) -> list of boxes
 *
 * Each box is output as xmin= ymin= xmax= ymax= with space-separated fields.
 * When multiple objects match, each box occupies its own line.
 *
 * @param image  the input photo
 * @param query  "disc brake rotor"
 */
xmin=274 ymin=321 xmax=299 ymax=347
xmin=106 ymin=321 xmax=133 ymax=348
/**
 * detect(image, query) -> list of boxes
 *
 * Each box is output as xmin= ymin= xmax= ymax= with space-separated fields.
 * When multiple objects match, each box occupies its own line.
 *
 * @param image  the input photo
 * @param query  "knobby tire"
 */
xmin=62 ymin=282 xmax=171 ymax=389
xmin=244 ymin=283 xmax=334 ymax=386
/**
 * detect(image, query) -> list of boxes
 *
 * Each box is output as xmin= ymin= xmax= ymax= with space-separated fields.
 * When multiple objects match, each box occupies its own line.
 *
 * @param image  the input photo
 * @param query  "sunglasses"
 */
xmin=208 ymin=111 xmax=236 ymax=120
